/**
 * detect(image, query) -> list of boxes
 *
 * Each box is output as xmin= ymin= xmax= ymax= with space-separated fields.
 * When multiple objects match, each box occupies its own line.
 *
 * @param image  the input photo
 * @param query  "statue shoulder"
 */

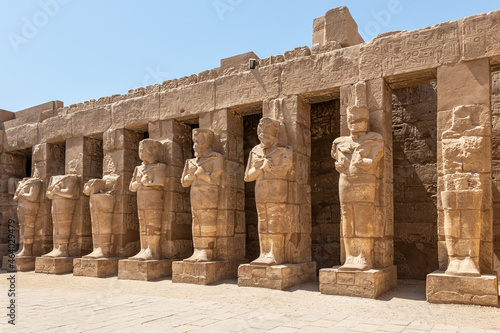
xmin=364 ymin=132 xmax=383 ymax=141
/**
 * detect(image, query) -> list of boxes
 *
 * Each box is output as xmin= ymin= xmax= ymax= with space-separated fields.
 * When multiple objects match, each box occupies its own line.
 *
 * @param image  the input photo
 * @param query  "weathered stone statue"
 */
xmin=331 ymin=105 xmax=384 ymax=271
xmin=12 ymin=145 xmax=44 ymax=257
xmin=129 ymin=139 xmax=167 ymax=261
xmin=43 ymin=159 xmax=81 ymax=258
xmin=83 ymin=173 xmax=121 ymax=259
xmin=441 ymin=106 xmax=485 ymax=277
xmin=244 ymin=117 xmax=292 ymax=265
xmin=181 ymin=129 xmax=223 ymax=262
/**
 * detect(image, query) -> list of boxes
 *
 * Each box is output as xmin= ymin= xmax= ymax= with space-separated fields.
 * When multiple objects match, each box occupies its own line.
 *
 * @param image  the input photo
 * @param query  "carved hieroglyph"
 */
xmin=332 ymin=104 xmax=384 ymax=271
xmin=43 ymin=159 xmax=81 ymax=258
xmin=83 ymin=173 xmax=121 ymax=259
xmin=441 ymin=105 xmax=486 ymax=277
xmin=244 ymin=117 xmax=292 ymax=265
xmin=129 ymin=139 xmax=167 ymax=261
xmin=12 ymin=145 xmax=44 ymax=257
xmin=181 ymin=129 xmax=223 ymax=262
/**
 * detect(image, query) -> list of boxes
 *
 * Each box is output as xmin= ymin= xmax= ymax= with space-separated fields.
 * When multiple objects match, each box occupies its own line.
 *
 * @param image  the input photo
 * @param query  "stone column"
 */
xmin=74 ymin=129 xmax=142 ymax=277
xmin=427 ymin=59 xmax=499 ymax=307
xmin=238 ymin=96 xmax=317 ymax=290
xmin=35 ymin=137 xmax=102 ymax=274
xmin=118 ymin=120 xmax=193 ymax=281
xmin=172 ymin=109 xmax=247 ymax=285
xmin=319 ymin=79 xmax=397 ymax=298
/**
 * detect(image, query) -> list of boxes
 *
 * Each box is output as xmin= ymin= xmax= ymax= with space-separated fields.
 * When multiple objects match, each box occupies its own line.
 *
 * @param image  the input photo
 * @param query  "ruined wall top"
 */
xmin=1 ymin=7 xmax=500 ymax=153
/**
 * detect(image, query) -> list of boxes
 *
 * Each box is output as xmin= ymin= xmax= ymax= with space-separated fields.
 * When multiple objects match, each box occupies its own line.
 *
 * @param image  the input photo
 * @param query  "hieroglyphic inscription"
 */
xmin=360 ymin=22 xmax=460 ymax=80
xmin=463 ymin=11 xmax=500 ymax=61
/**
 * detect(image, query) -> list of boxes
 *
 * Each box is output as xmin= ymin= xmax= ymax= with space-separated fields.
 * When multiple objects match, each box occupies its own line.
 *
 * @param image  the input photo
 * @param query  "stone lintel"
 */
xmin=118 ymin=259 xmax=173 ymax=281
xmin=319 ymin=266 xmax=398 ymax=299
xmin=172 ymin=260 xmax=245 ymax=285
xmin=35 ymin=257 xmax=74 ymax=274
xmin=426 ymin=271 xmax=499 ymax=307
xmin=238 ymin=262 xmax=317 ymax=290
xmin=73 ymin=258 xmax=119 ymax=278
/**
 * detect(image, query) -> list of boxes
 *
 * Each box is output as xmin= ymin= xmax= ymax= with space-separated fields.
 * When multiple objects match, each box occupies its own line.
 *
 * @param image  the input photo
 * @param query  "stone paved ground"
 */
xmin=0 ymin=271 xmax=499 ymax=333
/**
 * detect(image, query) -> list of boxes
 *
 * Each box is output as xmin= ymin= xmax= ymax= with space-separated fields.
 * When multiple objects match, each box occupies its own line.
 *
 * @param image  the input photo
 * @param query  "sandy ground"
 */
xmin=1 ymin=271 xmax=499 ymax=331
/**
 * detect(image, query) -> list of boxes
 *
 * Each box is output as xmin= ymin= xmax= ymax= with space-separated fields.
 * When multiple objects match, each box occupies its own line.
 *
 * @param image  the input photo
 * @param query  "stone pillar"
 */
xmin=74 ymin=129 xmax=142 ymax=277
xmin=238 ymin=96 xmax=317 ymax=290
xmin=32 ymin=143 xmax=66 ymax=257
xmin=118 ymin=120 xmax=193 ymax=281
xmin=172 ymin=109 xmax=247 ymax=285
xmin=35 ymin=136 xmax=102 ymax=274
xmin=149 ymin=119 xmax=193 ymax=259
xmin=3 ymin=143 xmax=65 ymax=272
xmin=0 ymin=152 xmax=26 ymax=267
xmin=319 ymin=79 xmax=397 ymax=298
xmin=427 ymin=59 xmax=499 ymax=307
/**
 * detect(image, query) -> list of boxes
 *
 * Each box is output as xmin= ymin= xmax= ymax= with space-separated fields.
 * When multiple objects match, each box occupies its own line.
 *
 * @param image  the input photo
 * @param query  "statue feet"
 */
xmin=251 ymin=253 xmax=278 ymax=266
xmin=446 ymin=257 xmax=480 ymax=277
xmin=15 ymin=246 xmax=33 ymax=257
xmin=83 ymin=247 xmax=108 ymax=259
xmin=184 ymin=249 xmax=214 ymax=262
xmin=128 ymin=248 xmax=158 ymax=261
xmin=338 ymin=256 xmax=369 ymax=271
xmin=42 ymin=246 xmax=69 ymax=258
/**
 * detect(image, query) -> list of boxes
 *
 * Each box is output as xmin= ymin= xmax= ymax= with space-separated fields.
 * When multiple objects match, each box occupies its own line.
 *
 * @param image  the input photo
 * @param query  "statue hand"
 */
xmin=194 ymin=166 xmax=205 ymax=177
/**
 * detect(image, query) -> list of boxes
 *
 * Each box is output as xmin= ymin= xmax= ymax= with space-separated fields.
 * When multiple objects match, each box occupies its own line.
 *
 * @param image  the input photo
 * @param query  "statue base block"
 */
xmin=238 ymin=262 xmax=317 ymax=290
xmin=73 ymin=258 xmax=119 ymax=278
xmin=35 ymin=257 xmax=74 ymax=274
xmin=426 ymin=270 xmax=499 ymax=307
xmin=118 ymin=259 xmax=173 ymax=281
xmin=319 ymin=265 xmax=397 ymax=298
xmin=2 ymin=256 xmax=36 ymax=271
xmin=172 ymin=260 xmax=244 ymax=285
xmin=2 ymin=256 xmax=16 ymax=271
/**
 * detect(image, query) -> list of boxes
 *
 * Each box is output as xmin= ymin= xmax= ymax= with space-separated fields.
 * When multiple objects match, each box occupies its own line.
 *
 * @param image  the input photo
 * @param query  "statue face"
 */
xmin=258 ymin=124 xmax=277 ymax=148
xmin=139 ymin=142 xmax=156 ymax=164
xmin=193 ymin=133 xmax=210 ymax=158
xmin=347 ymin=107 xmax=369 ymax=134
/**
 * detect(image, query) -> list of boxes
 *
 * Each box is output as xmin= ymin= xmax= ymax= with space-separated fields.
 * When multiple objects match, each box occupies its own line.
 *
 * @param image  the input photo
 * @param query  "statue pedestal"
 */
xmin=319 ymin=266 xmax=397 ymax=298
xmin=73 ymin=258 xmax=119 ymax=278
xmin=426 ymin=271 xmax=499 ymax=307
xmin=172 ymin=260 xmax=244 ymax=285
xmin=2 ymin=256 xmax=36 ymax=271
xmin=35 ymin=257 xmax=74 ymax=274
xmin=2 ymin=256 xmax=16 ymax=271
xmin=118 ymin=259 xmax=173 ymax=281
xmin=238 ymin=262 xmax=316 ymax=290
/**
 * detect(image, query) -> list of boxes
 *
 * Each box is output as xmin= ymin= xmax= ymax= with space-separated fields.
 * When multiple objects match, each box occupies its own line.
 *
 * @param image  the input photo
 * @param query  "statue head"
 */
xmin=257 ymin=117 xmax=280 ymax=149
xmin=347 ymin=106 xmax=369 ymax=136
xmin=67 ymin=157 xmax=80 ymax=175
xmin=192 ymin=129 xmax=213 ymax=158
xmin=139 ymin=139 xmax=162 ymax=164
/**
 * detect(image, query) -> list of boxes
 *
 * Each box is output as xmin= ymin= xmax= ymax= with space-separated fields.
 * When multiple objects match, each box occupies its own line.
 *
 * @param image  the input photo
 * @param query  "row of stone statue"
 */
xmin=13 ymin=103 xmax=482 ymax=277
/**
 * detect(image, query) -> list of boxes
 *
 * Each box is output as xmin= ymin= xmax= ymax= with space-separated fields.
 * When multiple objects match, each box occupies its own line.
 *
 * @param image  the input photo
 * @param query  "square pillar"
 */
xmin=238 ymin=96 xmax=317 ymax=290
xmin=101 ymin=129 xmax=142 ymax=258
xmin=32 ymin=143 xmax=66 ymax=256
xmin=172 ymin=110 xmax=246 ymax=285
xmin=427 ymin=59 xmax=499 ymax=307
xmin=320 ymin=79 xmax=397 ymax=298
xmin=65 ymin=136 xmax=103 ymax=257
xmin=0 ymin=152 xmax=27 ymax=258
xmin=149 ymin=119 xmax=193 ymax=259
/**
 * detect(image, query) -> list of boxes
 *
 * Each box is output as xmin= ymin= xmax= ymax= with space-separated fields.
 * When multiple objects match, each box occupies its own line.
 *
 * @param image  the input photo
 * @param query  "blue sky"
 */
xmin=0 ymin=0 xmax=498 ymax=112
